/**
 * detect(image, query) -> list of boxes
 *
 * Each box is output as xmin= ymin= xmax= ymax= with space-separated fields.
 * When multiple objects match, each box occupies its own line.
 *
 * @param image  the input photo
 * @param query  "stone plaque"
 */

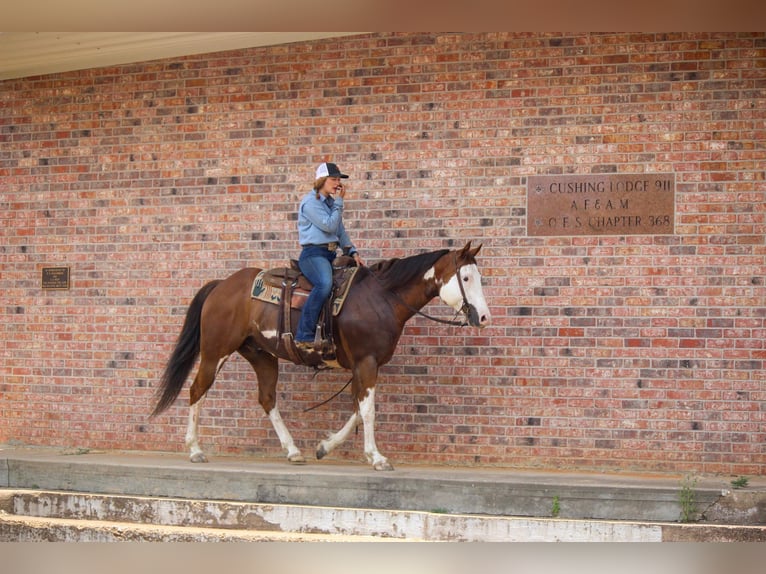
xmin=41 ymin=266 xmax=70 ymax=290
xmin=527 ymin=174 xmax=675 ymax=236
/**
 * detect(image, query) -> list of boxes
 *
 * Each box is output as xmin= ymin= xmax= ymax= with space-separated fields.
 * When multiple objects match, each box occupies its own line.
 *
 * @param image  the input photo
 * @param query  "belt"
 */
xmin=304 ymin=242 xmax=338 ymax=251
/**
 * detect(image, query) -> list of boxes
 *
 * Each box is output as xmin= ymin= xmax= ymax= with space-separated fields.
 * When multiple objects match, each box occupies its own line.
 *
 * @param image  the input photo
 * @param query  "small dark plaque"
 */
xmin=527 ymin=174 xmax=675 ymax=236
xmin=41 ymin=266 xmax=70 ymax=290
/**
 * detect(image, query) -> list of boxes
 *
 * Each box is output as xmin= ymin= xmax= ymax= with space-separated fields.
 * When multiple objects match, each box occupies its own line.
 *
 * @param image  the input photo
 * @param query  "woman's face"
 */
xmin=320 ymin=176 xmax=343 ymax=196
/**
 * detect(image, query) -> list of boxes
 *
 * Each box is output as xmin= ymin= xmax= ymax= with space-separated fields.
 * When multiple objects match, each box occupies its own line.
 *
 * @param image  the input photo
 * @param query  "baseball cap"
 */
xmin=315 ymin=162 xmax=349 ymax=179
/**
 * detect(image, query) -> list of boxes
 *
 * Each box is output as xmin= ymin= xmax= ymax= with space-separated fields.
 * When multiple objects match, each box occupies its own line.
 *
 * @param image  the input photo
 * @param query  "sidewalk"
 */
xmin=2 ymin=445 xmax=764 ymax=541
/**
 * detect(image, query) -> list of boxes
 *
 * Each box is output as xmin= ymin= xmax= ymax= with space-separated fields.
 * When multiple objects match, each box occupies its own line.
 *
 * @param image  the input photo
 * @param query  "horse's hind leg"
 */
xmin=242 ymin=349 xmax=305 ymax=464
xmin=186 ymin=354 xmax=228 ymax=463
xmin=186 ymin=399 xmax=207 ymax=463
xmin=268 ymin=406 xmax=305 ymax=464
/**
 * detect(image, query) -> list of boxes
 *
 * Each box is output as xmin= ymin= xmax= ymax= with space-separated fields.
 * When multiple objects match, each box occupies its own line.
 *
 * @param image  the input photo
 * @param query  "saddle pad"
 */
xmin=250 ymin=266 xmax=359 ymax=314
xmin=332 ymin=266 xmax=359 ymax=316
xmin=251 ymin=270 xmax=308 ymax=309
xmin=251 ymin=270 xmax=282 ymax=304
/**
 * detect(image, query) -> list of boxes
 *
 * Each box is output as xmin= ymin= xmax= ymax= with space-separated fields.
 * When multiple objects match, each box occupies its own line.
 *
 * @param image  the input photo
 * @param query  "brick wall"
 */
xmin=1 ymin=32 xmax=764 ymax=475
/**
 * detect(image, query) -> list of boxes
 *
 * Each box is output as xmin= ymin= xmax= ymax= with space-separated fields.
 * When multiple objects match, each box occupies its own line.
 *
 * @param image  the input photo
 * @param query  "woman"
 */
xmin=295 ymin=162 xmax=363 ymax=351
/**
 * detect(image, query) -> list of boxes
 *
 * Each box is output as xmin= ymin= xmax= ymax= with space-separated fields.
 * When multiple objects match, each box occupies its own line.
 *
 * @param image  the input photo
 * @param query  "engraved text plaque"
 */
xmin=527 ymin=174 xmax=675 ymax=236
xmin=41 ymin=266 xmax=71 ymax=290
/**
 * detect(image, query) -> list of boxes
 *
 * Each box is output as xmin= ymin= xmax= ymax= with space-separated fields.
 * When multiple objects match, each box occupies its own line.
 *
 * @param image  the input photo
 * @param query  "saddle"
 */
xmin=251 ymin=256 xmax=359 ymax=366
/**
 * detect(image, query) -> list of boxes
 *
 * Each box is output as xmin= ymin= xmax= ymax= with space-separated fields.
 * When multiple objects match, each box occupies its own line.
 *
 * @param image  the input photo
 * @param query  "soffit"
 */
xmin=0 ymin=32 xmax=358 ymax=80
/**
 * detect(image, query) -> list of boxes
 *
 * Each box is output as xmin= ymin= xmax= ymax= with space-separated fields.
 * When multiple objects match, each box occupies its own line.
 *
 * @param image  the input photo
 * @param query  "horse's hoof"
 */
xmin=373 ymin=460 xmax=394 ymax=471
xmin=288 ymin=453 xmax=307 ymax=464
xmin=190 ymin=452 xmax=208 ymax=463
xmin=316 ymin=444 xmax=327 ymax=460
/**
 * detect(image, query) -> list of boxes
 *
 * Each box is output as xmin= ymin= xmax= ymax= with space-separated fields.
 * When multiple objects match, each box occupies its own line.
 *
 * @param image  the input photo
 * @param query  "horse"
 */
xmin=151 ymin=241 xmax=491 ymax=471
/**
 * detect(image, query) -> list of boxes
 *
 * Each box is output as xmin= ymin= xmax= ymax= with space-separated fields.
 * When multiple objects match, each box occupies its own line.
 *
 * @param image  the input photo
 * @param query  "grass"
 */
xmin=551 ymin=495 xmax=561 ymax=518
xmin=678 ymin=475 xmax=698 ymax=523
xmin=731 ymin=476 xmax=749 ymax=489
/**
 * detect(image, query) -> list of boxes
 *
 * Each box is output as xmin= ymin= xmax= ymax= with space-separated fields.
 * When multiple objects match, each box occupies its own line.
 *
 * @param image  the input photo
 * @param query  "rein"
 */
xmin=303 ymin=375 xmax=353 ymax=412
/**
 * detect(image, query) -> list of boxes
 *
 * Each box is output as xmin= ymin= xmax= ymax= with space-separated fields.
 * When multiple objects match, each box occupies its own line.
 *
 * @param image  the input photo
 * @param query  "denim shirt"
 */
xmin=297 ymin=191 xmax=356 ymax=254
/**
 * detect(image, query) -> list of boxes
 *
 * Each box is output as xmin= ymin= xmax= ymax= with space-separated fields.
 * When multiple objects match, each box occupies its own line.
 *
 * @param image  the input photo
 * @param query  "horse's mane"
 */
xmin=365 ymin=249 xmax=450 ymax=291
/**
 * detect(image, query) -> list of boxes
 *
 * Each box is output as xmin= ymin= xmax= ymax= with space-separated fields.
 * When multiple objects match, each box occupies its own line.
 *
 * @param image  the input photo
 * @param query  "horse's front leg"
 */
xmin=317 ymin=403 xmax=390 ymax=470
xmin=358 ymin=387 xmax=393 ymax=471
xmin=316 ymin=409 xmax=360 ymax=461
xmin=317 ymin=357 xmax=393 ymax=471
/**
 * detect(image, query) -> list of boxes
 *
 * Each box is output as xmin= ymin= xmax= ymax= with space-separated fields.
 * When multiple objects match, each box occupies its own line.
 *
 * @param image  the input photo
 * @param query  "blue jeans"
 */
xmin=296 ymin=246 xmax=336 ymax=342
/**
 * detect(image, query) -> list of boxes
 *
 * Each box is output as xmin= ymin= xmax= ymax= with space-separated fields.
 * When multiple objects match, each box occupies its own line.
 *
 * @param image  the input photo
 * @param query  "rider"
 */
xmin=295 ymin=162 xmax=363 ymax=352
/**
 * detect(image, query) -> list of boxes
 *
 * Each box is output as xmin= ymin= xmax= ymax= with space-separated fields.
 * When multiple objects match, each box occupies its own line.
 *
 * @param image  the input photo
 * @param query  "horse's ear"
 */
xmin=459 ymin=241 xmax=481 ymax=260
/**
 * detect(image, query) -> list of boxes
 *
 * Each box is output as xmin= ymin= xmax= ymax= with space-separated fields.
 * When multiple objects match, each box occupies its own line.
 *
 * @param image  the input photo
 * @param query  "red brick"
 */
xmin=0 ymin=32 xmax=763 ymax=476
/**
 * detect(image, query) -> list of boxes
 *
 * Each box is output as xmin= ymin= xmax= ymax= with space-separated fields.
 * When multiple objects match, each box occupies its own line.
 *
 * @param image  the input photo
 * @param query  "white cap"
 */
xmin=315 ymin=162 xmax=349 ymax=179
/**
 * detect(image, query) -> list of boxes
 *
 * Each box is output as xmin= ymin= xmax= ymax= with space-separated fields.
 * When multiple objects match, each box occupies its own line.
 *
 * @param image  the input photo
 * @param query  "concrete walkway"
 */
xmin=1 ymin=445 xmax=764 ymax=541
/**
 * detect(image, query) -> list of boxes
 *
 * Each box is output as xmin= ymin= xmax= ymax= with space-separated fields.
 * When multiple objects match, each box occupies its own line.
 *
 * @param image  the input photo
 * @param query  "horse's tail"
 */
xmin=151 ymin=280 xmax=222 ymax=417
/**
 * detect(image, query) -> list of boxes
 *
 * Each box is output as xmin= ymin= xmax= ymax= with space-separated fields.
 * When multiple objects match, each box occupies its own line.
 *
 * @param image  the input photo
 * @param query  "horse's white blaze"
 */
xmin=438 ymin=263 xmax=491 ymax=325
xmin=268 ymin=407 xmax=302 ymax=459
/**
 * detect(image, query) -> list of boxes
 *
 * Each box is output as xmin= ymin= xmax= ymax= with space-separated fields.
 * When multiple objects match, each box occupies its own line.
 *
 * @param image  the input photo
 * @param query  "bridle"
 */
xmin=371 ymin=251 xmax=477 ymax=327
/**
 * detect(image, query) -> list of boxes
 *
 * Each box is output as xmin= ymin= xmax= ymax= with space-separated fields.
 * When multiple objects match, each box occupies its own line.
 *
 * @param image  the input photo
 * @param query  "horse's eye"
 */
xmin=463 ymin=275 xmax=469 ymax=282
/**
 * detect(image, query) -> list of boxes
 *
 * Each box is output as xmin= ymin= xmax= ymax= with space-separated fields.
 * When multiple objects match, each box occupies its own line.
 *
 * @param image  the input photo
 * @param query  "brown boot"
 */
xmin=296 ymin=341 xmax=317 ymax=353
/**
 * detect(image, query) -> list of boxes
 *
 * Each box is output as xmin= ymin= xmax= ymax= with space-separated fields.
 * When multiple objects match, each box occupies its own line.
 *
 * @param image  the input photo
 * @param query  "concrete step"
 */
xmin=3 ymin=489 xmax=765 ymax=542
xmin=0 ymin=508 xmax=384 ymax=542
xmin=0 ymin=489 xmax=417 ymax=541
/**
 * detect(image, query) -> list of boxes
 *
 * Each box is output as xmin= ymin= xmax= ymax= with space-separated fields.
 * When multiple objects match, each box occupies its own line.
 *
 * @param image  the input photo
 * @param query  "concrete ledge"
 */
xmin=1 ymin=446 xmax=764 ymax=537
xmin=0 ymin=448 xmax=722 ymax=522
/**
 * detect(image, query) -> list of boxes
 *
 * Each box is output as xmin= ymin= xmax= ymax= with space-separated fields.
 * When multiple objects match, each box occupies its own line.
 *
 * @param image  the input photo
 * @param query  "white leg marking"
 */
xmin=359 ymin=388 xmax=393 ymax=471
xmin=268 ymin=407 xmax=305 ymax=463
xmin=185 ymin=399 xmax=208 ymax=463
xmin=317 ymin=410 xmax=360 ymax=459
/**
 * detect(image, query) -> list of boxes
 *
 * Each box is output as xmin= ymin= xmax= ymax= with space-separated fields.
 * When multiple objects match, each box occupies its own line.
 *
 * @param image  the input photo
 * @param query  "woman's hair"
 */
xmin=313 ymin=176 xmax=328 ymax=192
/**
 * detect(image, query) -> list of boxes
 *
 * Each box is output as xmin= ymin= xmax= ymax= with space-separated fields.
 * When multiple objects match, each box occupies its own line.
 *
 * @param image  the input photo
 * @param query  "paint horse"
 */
xmin=151 ymin=242 xmax=490 ymax=470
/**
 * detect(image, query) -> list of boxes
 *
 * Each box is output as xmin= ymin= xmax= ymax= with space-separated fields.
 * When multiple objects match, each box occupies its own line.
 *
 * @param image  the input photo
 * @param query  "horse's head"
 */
xmin=434 ymin=242 xmax=491 ymax=328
